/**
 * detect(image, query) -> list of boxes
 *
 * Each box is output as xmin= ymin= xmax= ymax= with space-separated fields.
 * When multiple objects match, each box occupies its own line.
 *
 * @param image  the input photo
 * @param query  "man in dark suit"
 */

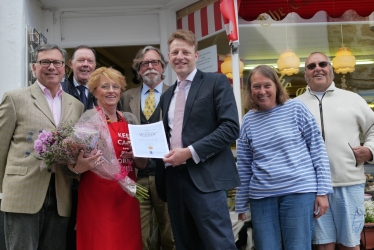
xmin=60 ymin=45 xmax=97 ymax=250
xmin=156 ymin=29 xmax=240 ymax=250
xmin=61 ymin=45 xmax=97 ymax=110
xmin=120 ymin=46 xmax=175 ymax=250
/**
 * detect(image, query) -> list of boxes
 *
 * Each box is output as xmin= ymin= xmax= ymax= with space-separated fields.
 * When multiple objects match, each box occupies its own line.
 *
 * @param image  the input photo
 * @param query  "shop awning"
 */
xmin=239 ymin=0 xmax=374 ymax=21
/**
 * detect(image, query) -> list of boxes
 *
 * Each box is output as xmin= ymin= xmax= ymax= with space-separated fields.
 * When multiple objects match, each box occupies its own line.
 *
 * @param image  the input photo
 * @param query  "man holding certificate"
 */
xmin=156 ymin=29 xmax=240 ymax=250
xmin=120 ymin=46 xmax=175 ymax=250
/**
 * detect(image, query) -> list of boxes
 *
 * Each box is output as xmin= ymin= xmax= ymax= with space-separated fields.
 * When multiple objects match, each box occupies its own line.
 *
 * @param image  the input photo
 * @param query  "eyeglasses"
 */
xmin=306 ymin=61 xmax=329 ymax=70
xmin=37 ymin=60 xmax=65 ymax=68
xmin=100 ymin=84 xmax=121 ymax=91
xmin=139 ymin=60 xmax=161 ymax=68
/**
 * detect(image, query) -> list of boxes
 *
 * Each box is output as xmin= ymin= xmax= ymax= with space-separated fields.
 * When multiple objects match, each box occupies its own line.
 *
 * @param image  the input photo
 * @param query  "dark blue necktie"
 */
xmin=76 ymin=85 xmax=87 ymax=107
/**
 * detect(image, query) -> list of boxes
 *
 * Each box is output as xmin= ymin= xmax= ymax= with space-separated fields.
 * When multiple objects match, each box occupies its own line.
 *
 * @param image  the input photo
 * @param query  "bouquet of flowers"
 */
xmin=73 ymin=108 xmax=148 ymax=202
xmin=34 ymin=124 xmax=100 ymax=168
xmin=34 ymin=109 xmax=148 ymax=202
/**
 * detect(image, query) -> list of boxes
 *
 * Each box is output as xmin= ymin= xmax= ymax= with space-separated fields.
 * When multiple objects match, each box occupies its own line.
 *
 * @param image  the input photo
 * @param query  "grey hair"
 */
xmin=132 ymin=46 xmax=168 ymax=80
xmin=33 ymin=44 xmax=67 ymax=62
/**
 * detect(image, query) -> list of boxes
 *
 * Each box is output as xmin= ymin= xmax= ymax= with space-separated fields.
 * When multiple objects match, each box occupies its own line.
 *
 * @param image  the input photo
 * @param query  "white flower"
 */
xmin=364 ymin=200 xmax=374 ymax=223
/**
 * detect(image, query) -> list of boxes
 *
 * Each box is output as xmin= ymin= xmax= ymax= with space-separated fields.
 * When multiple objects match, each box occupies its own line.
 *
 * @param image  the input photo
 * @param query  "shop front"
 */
xmin=178 ymin=0 xmax=374 ymax=104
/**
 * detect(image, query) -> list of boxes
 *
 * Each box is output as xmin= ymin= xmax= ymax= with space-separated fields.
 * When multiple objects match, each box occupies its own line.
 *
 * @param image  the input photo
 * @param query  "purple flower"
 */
xmin=33 ymin=139 xmax=44 ymax=154
xmin=38 ymin=130 xmax=52 ymax=143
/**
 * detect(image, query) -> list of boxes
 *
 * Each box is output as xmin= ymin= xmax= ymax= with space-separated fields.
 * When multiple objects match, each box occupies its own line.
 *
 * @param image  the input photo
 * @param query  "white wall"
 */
xmin=0 ymin=1 xmax=179 ymax=100
xmin=0 ymin=0 xmax=43 ymax=99
xmin=44 ymin=8 xmax=177 ymax=85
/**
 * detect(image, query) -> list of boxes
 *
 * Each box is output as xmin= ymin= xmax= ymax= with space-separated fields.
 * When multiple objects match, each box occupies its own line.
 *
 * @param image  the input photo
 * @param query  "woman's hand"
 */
xmin=314 ymin=195 xmax=329 ymax=219
xmin=67 ymin=150 xmax=102 ymax=174
xmin=120 ymin=139 xmax=148 ymax=169
xmin=120 ymin=140 xmax=134 ymax=159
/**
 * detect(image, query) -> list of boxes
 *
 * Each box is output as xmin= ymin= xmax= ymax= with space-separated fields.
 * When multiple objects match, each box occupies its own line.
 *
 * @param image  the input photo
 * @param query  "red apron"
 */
xmin=76 ymin=117 xmax=142 ymax=250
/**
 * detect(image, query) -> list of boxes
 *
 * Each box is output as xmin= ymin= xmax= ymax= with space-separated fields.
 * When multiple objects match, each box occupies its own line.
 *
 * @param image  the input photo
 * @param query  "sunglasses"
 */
xmin=306 ymin=61 xmax=329 ymax=70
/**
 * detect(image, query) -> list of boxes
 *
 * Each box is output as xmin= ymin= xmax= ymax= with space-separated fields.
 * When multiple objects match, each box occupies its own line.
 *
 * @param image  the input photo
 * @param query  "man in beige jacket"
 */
xmin=0 ymin=44 xmax=84 ymax=250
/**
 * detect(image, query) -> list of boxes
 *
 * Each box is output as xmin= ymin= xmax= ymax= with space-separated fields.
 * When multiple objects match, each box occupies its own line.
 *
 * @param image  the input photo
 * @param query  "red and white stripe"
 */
xmin=177 ymin=1 xmax=224 ymax=40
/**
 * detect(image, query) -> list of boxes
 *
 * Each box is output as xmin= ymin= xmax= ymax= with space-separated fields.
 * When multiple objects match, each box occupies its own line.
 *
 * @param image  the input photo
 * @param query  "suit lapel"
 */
xmin=160 ymin=83 xmax=169 ymax=120
xmin=163 ymin=83 xmax=177 ymax=130
xmin=60 ymin=92 xmax=74 ymax=124
xmin=30 ymin=83 xmax=56 ymax=127
xmin=161 ymin=83 xmax=169 ymax=93
xmin=129 ymin=87 xmax=141 ymax=122
xmin=183 ymin=70 xmax=204 ymax=128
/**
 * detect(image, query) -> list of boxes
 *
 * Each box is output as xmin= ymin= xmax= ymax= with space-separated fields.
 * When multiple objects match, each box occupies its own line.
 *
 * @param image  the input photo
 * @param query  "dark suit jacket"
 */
xmin=61 ymin=74 xmax=96 ymax=110
xmin=156 ymin=69 xmax=240 ymax=202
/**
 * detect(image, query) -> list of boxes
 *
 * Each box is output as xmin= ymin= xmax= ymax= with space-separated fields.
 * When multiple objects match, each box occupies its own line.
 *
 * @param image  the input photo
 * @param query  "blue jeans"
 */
xmin=4 ymin=174 xmax=69 ymax=250
xmin=249 ymin=193 xmax=316 ymax=250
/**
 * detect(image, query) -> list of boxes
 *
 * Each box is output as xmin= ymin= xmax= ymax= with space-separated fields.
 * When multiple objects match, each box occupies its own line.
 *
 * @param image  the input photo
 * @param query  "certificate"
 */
xmin=128 ymin=121 xmax=169 ymax=158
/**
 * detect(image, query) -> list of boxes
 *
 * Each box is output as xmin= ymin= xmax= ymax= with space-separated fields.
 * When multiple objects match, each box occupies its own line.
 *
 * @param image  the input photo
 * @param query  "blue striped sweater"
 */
xmin=235 ymin=99 xmax=333 ymax=213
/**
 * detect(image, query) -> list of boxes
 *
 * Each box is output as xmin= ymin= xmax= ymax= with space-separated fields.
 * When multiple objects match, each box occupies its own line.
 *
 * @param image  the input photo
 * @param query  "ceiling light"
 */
xmin=332 ymin=25 xmax=356 ymax=74
xmin=221 ymin=54 xmax=244 ymax=79
xmin=276 ymin=26 xmax=300 ymax=76
xmin=277 ymin=49 xmax=300 ymax=76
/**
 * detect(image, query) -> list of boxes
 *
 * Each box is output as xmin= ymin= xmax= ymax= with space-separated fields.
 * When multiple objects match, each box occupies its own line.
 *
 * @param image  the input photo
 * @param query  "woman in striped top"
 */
xmin=235 ymin=65 xmax=332 ymax=250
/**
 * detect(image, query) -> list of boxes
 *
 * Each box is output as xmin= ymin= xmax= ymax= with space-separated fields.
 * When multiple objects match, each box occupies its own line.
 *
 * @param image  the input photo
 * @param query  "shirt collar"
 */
xmin=307 ymin=81 xmax=336 ymax=94
xmin=177 ymin=68 xmax=197 ymax=84
xmin=141 ymin=81 xmax=163 ymax=95
xmin=73 ymin=77 xmax=86 ymax=88
xmin=37 ymin=80 xmax=63 ymax=97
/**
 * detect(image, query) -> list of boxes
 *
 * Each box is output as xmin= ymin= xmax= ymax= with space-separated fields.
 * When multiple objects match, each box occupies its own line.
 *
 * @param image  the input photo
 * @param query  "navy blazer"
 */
xmin=61 ymin=74 xmax=96 ymax=111
xmin=155 ymin=69 xmax=240 ymax=202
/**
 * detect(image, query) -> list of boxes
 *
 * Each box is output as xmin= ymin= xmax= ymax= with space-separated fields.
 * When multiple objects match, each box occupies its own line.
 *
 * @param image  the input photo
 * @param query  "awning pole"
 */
xmin=231 ymin=43 xmax=242 ymax=127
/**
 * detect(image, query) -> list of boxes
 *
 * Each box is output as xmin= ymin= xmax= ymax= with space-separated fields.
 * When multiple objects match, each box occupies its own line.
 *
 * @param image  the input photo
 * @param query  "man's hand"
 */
xmin=352 ymin=146 xmax=373 ymax=164
xmin=163 ymin=148 xmax=192 ymax=166
xmin=314 ymin=195 xmax=329 ymax=219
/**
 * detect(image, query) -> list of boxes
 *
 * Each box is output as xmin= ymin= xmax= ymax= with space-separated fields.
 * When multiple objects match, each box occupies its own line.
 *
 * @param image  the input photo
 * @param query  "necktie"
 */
xmin=76 ymin=85 xmax=87 ymax=107
xmin=144 ymin=89 xmax=155 ymax=120
xmin=170 ymin=80 xmax=188 ymax=150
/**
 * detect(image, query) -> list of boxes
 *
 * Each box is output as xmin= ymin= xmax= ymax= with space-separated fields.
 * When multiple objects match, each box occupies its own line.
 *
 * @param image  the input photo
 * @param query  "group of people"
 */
xmin=235 ymin=52 xmax=374 ymax=250
xmin=0 ymin=28 xmax=373 ymax=250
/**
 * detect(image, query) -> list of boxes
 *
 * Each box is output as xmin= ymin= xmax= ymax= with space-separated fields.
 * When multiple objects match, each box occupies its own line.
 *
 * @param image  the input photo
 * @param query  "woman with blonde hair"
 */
xmin=70 ymin=67 xmax=147 ymax=250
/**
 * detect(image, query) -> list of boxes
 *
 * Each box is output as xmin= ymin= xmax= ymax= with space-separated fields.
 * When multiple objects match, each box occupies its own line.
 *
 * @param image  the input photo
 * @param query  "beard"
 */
xmin=142 ymin=70 xmax=161 ymax=85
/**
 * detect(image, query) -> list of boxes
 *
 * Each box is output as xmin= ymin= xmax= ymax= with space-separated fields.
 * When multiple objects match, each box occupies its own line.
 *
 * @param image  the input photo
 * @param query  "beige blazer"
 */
xmin=119 ymin=83 xmax=169 ymax=122
xmin=0 ymin=83 xmax=84 ymax=216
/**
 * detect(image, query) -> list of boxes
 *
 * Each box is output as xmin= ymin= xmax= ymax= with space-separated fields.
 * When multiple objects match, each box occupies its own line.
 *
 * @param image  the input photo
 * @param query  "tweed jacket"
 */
xmin=0 ymin=83 xmax=84 ymax=216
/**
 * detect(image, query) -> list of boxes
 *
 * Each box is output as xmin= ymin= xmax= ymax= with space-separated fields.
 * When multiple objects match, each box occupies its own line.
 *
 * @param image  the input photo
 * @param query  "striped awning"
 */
xmin=177 ymin=1 xmax=224 ymax=40
xmin=239 ymin=0 xmax=374 ymax=21
xmin=177 ymin=0 xmax=374 ymax=40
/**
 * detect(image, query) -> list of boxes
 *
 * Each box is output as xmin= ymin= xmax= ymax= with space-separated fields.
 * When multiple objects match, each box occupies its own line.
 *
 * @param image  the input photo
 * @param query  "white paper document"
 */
xmin=128 ymin=121 xmax=169 ymax=158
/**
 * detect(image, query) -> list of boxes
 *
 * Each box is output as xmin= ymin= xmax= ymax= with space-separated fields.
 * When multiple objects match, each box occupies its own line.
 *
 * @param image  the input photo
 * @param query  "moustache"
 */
xmin=144 ymin=70 xmax=159 ymax=76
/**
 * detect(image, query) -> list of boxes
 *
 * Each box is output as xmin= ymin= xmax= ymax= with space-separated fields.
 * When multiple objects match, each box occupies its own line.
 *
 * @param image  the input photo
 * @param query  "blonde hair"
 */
xmin=87 ymin=67 xmax=127 ymax=94
xmin=167 ymin=29 xmax=198 ymax=51
xmin=244 ymin=65 xmax=289 ymax=110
